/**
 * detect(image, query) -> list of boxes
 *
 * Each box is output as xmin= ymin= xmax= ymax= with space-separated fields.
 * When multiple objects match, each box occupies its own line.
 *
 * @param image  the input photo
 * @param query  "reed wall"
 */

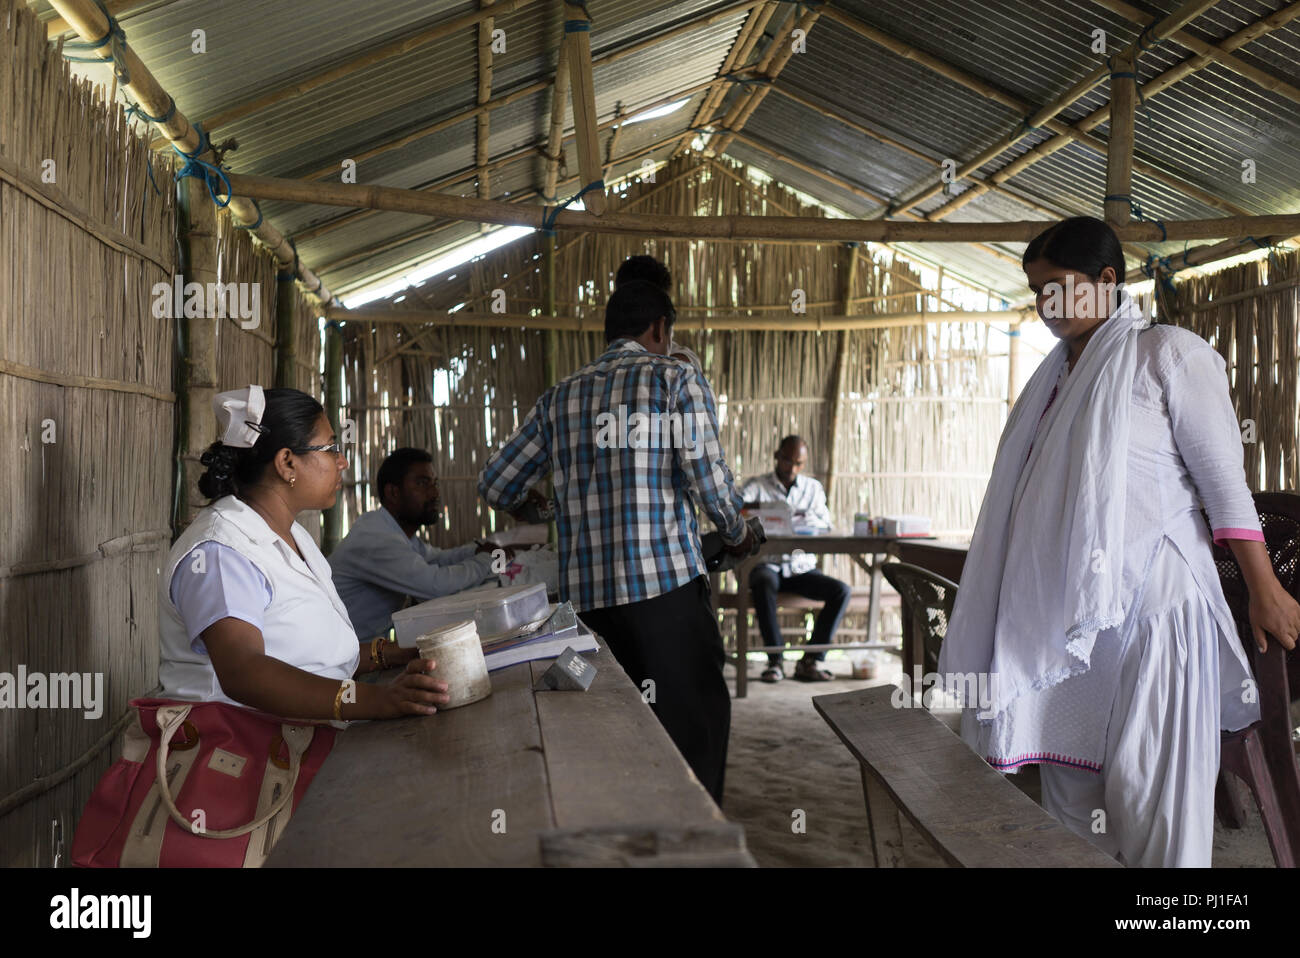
xmin=0 ymin=0 xmax=175 ymax=867
xmin=1175 ymin=249 xmax=1300 ymax=493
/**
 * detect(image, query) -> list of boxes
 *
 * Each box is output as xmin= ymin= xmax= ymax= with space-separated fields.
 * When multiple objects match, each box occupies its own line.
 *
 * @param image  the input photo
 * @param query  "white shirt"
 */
xmin=739 ymin=471 xmax=833 ymax=576
xmin=158 ymin=496 xmax=360 ymax=706
xmin=328 ymin=507 xmax=495 ymax=639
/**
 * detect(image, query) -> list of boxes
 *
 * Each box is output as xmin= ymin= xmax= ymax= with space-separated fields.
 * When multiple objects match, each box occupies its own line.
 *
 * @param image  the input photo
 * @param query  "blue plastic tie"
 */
xmin=61 ymin=0 xmax=129 ymax=84
xmin=124 ymin=95 xmax=176 ymax=127
xmin=541 ymin=179 xmax=604 ymax=235
xmin=173 ymin=121 xmax=232 ymax=209
xmin=564 ymin=19 xmax=590 ymax=32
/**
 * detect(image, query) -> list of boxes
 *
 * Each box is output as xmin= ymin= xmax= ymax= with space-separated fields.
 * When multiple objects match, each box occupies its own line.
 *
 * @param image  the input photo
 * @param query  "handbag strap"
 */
xmin=153 ymin=704 xmax=314 ymax=840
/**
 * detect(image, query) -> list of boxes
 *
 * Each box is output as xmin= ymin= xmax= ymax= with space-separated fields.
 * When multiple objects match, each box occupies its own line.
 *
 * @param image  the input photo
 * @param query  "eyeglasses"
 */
xmin=295 ymin=443 xmax=343 ymax=455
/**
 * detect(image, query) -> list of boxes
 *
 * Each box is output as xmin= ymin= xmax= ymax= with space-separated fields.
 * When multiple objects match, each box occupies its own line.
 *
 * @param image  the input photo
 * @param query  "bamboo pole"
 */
xmin=563 ymin=2 xmax=606 ymax=216
xmin=328 ymin=306 xmax=1030 ymax=332
xmin=476 ymin=0 xmax=495 ymax=204
xmin=1122 ymin=233 xmax=1300 ymax=285
xmin=175 ymin=176 xmax=219 ymax=532
xmin=1093 ymin=0 xmax=1300 ymax=105
xmin=45 ymin=0 xmax=336 ymax=306
xmin=44 ymin=0 xmax=144 ymax=37
xmin=823 ymin=244 xmax=855 ymax=500
xmin=274 ymin=267 xmax=296 ymax=387
xmin=878 ymin=0 xmax=1223 ymax=217
xmin=322 ymin=322 xmax=344 ymax=555
xmin=542 ymin=38 xmax=571 ymax=203
xmin=602 ymin=105 xmax=625 ymax=182
xmin=1105 ymin=50 xmax=1137 ymax=230
xmin=225 ymin=172 xmax=1300 ymax=243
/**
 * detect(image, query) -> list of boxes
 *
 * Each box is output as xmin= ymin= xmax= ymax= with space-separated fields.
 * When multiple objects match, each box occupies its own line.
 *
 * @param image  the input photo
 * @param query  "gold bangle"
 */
xmin=369 ymin=635 xmax=382 ymax=666
xmin=376 ymin=638 xmax=389 ymax=670
xmin=333 ymin=681 xmax=348 ymax=721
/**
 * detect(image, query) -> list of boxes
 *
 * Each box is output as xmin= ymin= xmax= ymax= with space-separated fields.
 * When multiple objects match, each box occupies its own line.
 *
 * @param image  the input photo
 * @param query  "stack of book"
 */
xmin=481 ymin=601 xmax=599 ymax=672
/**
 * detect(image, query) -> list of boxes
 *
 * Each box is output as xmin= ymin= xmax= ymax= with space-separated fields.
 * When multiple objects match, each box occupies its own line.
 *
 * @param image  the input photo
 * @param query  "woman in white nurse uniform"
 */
xmin=939 ymin=217 xmax=1300 ymax=867
xmin=160 ymin=385 xmax=449 ymax=722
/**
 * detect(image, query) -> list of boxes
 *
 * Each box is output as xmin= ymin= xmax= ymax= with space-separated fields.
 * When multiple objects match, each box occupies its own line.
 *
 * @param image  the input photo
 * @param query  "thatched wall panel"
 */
xmin=0 ymin=0 xmax=174 ymax=865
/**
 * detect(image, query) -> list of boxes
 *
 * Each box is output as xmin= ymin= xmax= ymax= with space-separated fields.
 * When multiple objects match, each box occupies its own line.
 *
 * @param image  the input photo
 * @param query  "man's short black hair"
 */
xmin=778 ymin=435 xmax=807 ymax=454
xmin=377 ymin=447 xmax=433 ymax=505
xmin=615 ymin=255 xmax=671 ymax=292
xmin=605 ymin=280 xmax=676 ymax=343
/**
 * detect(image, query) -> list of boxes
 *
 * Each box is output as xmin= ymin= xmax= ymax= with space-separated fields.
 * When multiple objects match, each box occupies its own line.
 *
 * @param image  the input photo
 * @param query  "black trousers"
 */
xmin=579 ymin=576 xmax=730 ymax=806
xmin=749 ymin=566 xmax=852 ymax=665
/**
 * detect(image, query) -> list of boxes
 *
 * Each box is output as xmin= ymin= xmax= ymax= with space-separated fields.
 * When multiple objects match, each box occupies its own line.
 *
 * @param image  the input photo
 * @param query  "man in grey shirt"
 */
xmin=330 ymin=448 xmax=505 ymax=640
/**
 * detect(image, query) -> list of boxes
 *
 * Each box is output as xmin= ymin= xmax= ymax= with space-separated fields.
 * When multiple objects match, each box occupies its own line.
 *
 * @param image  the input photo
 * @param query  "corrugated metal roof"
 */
xmin=36 ymin=0 xmax=1300 ymax=302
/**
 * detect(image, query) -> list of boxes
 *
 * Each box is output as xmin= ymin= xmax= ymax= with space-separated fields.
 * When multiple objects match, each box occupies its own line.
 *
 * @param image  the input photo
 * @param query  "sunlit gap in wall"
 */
xmin=340 ymin=226 xmax=536 ymax=308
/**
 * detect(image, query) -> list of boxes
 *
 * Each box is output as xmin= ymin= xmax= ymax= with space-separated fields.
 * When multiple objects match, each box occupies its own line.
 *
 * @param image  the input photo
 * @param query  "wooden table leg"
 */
xmin=734 ymin=559 xmax=752 ymax=699
xmin=861 ymin=767 xmax=905 ymax=867
xmin=866 ymin=552 xmax=884 ymax=647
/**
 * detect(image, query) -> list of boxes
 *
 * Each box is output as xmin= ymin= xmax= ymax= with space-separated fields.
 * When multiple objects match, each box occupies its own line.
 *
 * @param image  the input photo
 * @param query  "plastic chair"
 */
xmin=881 ymin=562 xmax=958 ymax=679
xmin=1210 ymin=492 xmax=1300 ymax=868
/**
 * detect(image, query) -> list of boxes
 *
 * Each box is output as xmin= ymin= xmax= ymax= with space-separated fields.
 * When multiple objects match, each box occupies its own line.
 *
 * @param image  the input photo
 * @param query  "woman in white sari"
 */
xmin=939 ymin=216 xmax=1300 ymax=867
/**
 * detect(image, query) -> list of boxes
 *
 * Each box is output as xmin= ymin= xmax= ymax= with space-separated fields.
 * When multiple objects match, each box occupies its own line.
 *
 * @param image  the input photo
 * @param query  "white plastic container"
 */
xmin=393 ymin=582 xmax=550 ymax=647
xmin=414 ymin=619 xmax=492 ymax=709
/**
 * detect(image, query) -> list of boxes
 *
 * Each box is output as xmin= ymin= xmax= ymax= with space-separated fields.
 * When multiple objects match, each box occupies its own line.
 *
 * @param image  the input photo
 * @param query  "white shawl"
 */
xmin=939 ymin=292 xmax=1150 ymax=718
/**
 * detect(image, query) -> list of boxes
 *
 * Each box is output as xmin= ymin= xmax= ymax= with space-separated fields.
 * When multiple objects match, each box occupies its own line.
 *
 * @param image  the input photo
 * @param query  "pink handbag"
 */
xmin=71 ymin=698 xmax=336 ymax=868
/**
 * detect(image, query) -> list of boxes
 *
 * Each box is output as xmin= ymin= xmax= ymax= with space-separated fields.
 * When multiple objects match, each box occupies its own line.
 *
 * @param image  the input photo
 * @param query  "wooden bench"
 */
xmin=714 ymin=585 xmax=900 ymax=652
xmin=266 ymin=644 xmax=757 ymax=867
xmin=813 ymin=686 xmax=1121 ymax=867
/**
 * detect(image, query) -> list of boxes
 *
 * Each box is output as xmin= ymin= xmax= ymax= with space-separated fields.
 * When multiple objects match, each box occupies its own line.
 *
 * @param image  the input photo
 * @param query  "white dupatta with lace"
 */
xmin=939 ymin=292 xmax=1150 ymax=721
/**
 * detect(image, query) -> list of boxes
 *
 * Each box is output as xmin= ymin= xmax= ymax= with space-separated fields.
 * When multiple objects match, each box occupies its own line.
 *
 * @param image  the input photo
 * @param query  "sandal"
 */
xmin=760 ymin=666 xmax=784 ymax=683
xmin=794 ymin=660 xmax=834 ymax=682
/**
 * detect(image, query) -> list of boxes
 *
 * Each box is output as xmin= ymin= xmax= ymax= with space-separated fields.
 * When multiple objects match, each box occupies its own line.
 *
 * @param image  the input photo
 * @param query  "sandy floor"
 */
xmin=720 ymin=651 xmax=1279 ymax=868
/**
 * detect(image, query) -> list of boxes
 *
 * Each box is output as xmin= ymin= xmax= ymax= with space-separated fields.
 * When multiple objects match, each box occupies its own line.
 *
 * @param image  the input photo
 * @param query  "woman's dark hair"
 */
xmin=198 ymin=388 xmax=326 ymax=500
xmin=1023 ymin=216 xmax=1126 ymax=284
xmin=615 ymin=254 xmax=671 ymax=293
xmin=376 ymin=447 xmax=434 ymax=505
xmin=605 ymin=279 xmax=676 ymax=343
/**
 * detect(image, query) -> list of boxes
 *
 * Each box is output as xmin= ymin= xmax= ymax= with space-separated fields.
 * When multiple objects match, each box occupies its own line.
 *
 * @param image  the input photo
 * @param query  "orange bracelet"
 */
xmin=369 ymin=635 xmax=383 ymax=666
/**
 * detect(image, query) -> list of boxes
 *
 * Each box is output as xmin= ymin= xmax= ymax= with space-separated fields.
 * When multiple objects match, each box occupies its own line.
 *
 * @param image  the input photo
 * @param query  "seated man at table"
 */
xmin=329 ymin=447 xmax=503 ymax=641
xmin=740 ymin=435 xmax=851 ymax=684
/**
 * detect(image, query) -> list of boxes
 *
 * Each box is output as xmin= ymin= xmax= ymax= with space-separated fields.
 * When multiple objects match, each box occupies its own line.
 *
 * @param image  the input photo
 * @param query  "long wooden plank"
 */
xmin=813 ymin=686 xmax=1121 ymax=867
xmin=266 ymin=663 xmax=553 ymax=867
xmin=529 ymin=645 xmax=726 ymax=830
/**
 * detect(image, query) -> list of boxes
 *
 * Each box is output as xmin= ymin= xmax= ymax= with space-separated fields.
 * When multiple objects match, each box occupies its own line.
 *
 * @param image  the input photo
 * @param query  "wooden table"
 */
xmin=730 ymin=535 xmax=927 ymax=699
xmin=266 ymin=644 xmax=755 ymax=867
xmin=888 ymin=539 xmax=969 ymax=583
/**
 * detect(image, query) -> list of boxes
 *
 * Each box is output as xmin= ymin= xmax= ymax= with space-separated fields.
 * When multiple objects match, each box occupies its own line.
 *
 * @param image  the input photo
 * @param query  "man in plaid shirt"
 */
xmin=479 ymin=275 xmax=753 ymax=804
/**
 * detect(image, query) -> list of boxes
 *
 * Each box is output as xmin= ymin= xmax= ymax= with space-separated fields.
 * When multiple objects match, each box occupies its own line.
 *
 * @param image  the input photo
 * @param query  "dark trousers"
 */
xmin=749 ymin=566 xmax=853 ymax=666
xmin=579 ymin=576 xmax=730 ymax=806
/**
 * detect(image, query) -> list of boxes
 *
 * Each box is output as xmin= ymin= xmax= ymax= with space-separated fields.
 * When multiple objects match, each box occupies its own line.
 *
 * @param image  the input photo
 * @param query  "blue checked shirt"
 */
xmin=479 ymin=339 xmax=748 ymax=611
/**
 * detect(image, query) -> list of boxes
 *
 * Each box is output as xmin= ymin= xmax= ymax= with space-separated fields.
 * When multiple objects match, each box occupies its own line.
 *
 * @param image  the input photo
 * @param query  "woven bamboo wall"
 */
xmin=1174 ymin=250 xmax=1300 ymax=493
xmin=0 ymin=0 xmax=175 ymax=867
xmin=340 ymin=156 xmax=1003 ymax=578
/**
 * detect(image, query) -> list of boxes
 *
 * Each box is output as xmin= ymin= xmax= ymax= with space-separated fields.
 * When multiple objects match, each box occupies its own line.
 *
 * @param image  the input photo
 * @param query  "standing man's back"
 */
xmin=479 ymin=275 xmax=752 ymax=803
